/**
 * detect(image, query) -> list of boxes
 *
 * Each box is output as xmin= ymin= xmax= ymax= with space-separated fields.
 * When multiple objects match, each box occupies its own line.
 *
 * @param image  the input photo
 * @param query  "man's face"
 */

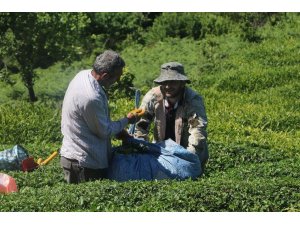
xmin=102 ymin=67 xmax=123 ymax=89
xmin=161 ymin=80 xmax=185 ymax=98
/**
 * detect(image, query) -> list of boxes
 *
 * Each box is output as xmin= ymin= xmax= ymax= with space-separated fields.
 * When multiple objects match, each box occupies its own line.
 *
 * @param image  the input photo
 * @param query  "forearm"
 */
xmin=91 ymin=116 xmax=129 ymax=139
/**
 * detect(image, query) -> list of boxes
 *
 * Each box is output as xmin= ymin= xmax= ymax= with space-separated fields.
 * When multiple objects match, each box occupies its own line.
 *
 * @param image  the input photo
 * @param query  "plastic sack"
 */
xmin=0 ymin=173 xmax=18 ymax=194
xmin=107 ymin=138 xmax=202 ymax=181
xmin=0 ymin=145 xmax=29 ymax=171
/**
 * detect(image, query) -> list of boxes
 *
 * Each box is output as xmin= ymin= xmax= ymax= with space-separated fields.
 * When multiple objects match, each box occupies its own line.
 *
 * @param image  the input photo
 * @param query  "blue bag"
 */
xmin=107 ymin=138 xmax=202 ymax=181
xmin=0 ymin=145 xmax=29 ymax=171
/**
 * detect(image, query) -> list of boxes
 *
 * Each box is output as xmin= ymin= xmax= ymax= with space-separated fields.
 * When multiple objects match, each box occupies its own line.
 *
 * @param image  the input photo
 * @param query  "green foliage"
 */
xmin=146 ymin=13 xmax=232 ymax=43
xmin=107 ymin=67 xmax=135 ymax=100
xmin=0 ymin=13 xmax=90 ymax=101
xmin=0 ymin=100 xmax=62 ymax=147
xmin=122 ymin=38 xmax=207 ymax=89
xmin=0 ymin=12 xmax=299 ymax=212
xmin=0 ymin=172 xmax=298 ymax=211
xmin=87 ymin=12 xmax=153 ymax=51
xmin=226 ymin=13 xmax=284 ymax=42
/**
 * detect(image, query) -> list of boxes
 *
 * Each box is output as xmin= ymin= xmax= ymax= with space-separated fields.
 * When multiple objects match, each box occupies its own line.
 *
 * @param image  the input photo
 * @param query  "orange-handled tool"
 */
xmin=40 ymin=151 xmax=58 ymax=166
xmin=129 ymin=108 xmax=145 ymax=117
xmin=22 ymin=150 xmax=59 ymax=172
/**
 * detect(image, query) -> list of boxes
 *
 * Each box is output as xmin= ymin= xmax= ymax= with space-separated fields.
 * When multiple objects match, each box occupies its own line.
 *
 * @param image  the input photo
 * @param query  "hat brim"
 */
xmin=154 ymin=74 xmax=190 ymax=84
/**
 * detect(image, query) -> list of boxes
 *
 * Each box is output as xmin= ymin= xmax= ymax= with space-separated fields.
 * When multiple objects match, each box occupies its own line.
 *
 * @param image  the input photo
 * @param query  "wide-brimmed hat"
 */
xmin=154 ymin=62 xmax=190 ymax=84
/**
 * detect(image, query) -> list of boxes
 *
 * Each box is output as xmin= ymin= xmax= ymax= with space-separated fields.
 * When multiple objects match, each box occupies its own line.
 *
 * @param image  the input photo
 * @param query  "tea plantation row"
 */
xmin=0 ymin=13 xmax=299 ymax=211
xmin=0 ymin=91 xmax=298 ymax=211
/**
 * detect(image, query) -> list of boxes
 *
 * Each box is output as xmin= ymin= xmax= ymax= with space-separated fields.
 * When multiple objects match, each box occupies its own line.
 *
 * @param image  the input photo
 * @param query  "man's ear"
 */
xmin=92 ymin=70 xmax=106 ymax=81
xmin=95 ymin=72 xmax=109 ymax=82
xmin=100 ymin=72 xmax=109 ymax=80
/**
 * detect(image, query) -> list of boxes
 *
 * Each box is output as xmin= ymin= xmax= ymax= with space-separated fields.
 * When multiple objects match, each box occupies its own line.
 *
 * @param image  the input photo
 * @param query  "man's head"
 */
xmin=154 ymin=62 xmax=189 ymax=99
xmin=92 ymin=50 xmax=125 ymax=89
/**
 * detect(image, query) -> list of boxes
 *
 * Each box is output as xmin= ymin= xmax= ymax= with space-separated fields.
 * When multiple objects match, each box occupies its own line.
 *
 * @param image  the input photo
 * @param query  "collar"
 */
xmin=164 ymin=99 xmax=178 ymax=110
xmin=88 ymin=71 xmax=108 ymax=97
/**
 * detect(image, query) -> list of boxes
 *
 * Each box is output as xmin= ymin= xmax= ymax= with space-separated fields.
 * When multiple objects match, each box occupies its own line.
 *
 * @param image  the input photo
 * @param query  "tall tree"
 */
xmin=0 ymin=13 xmax=90 ymax=102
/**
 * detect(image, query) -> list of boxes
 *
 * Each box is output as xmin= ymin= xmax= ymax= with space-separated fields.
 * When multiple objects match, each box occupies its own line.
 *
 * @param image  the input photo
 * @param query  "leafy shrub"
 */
xmin=0 ymin=174 xmax=298 ymax=211
xmin=0 ymin=100 xmax=62 ymax=146
xmin=86 ymin=13 xmax=153 ymax=51
xmin=226 ymin=13 xmax=284 ymax=42
xmin=0 ymin=12 xmax=299 ymax=213
xmin=146 ymin=13 xmax=231 ymax=44
xmin=107 ymin=67 xmax=135 ymax=100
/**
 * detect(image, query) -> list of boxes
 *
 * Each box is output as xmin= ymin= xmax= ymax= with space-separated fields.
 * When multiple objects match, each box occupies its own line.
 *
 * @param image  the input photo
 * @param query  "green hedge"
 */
xmin=0 ymin=13 xmax=299 ymax=212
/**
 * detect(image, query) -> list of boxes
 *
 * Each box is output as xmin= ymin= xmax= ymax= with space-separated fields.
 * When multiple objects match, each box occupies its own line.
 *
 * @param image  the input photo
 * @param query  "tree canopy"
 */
xmin=0 ymin=13 xmax=89 ymax=101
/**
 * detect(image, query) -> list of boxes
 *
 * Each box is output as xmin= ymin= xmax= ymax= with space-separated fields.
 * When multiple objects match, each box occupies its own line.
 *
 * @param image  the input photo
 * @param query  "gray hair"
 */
xmin=93 ymin=50 xmax=125 ymax=74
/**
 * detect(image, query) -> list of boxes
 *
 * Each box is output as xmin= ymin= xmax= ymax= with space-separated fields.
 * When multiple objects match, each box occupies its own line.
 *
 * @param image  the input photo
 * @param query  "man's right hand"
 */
xmin=115 ymin=129 xmax=132 ymax=140
xmin=126 ymin=108 xmax=145 ymax=124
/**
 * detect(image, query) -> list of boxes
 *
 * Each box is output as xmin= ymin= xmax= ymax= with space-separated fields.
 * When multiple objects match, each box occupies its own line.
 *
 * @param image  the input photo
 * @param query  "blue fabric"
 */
xmin=108 ymin=138 xmax=202 ymax=181
xmin=0 ymin=145 xmax=29 ymax=171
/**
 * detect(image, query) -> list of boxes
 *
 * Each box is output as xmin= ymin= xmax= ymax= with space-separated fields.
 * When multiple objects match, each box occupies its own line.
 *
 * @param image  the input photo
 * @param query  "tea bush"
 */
xmin=0 ymin=101 xmax=61 ymax=145
xmin=1 ymin=172 xmax=298 ymax=212
xmin=0 ymin=13 xmax=299 ymax=212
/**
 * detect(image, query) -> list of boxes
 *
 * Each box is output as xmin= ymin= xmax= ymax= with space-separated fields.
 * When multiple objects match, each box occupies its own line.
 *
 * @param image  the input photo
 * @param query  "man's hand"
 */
xmin=129 ymin=108 xmax=145 ymax=116
xmin=115 ymin=129 xmax=132 ymax=140
xmin=126 ymin=108 xmax=145 ymax=124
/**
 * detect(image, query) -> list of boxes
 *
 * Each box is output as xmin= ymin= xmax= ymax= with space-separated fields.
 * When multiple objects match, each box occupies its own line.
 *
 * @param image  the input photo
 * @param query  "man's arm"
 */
xmin=134 ymin=90 xmax=155 ymax=141
xmin=186 ymin=95 xmax=208 ymax=158
xmin=83 ymin=97 xmax=128 ymax=139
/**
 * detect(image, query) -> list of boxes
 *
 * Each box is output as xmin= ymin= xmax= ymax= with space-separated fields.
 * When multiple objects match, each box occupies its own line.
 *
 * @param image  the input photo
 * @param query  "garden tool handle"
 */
xmin=40 ymin=151 xmax=58 ymax=166
xmin=129 ymin=108 xmax=145 ymax=117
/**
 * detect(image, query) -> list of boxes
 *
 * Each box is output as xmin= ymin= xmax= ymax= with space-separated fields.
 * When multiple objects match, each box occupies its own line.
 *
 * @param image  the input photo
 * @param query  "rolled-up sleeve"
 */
xmin=134 ymin=90 xmax=155 ymax=140
xmin=187 ymin=95 xmax=208 ymax=153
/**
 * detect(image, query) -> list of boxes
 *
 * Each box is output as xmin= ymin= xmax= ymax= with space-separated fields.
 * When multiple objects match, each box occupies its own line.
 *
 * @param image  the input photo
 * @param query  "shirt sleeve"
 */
xmin=82 ymin=95 xmax=128 ymax=139
xmin=186 ymin=95 xmax=208 ymax=153
xmin=134 ymin=90 xmax=155 ymax=141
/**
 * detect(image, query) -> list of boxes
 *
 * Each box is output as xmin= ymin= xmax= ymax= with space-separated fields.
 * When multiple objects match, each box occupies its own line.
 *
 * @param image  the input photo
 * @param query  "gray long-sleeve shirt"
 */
xmin=60 ymin=69 xmax=128 ymax=169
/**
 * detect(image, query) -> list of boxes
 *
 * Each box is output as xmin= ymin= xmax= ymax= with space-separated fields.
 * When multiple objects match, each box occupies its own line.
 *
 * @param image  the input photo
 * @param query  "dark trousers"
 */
xmin=60 ymin=156 xmax=107 ymax=184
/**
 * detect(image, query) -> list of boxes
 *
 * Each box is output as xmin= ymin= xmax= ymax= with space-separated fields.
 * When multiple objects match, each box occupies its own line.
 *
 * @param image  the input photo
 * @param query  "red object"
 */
xmin=0 ymin=173 xmax=18 ymax=194
xmin=21 ymin=157 xmax=39 ymax=172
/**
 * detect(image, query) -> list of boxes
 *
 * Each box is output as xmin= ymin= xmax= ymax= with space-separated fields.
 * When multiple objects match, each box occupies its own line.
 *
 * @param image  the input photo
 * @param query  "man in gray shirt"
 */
xmin=60 ymin=50 xmax=139 ymax=184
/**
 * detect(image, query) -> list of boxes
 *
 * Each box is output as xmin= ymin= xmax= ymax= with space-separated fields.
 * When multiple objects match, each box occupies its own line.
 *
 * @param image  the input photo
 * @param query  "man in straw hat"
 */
xmin=134 ymin=62 xmax=209 ymax=173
